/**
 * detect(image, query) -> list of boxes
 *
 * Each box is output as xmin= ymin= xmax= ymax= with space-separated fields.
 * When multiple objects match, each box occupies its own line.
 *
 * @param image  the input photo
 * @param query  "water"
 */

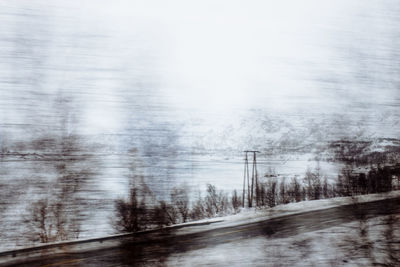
xmin=0 ymin=0 xmax=399 ymax=250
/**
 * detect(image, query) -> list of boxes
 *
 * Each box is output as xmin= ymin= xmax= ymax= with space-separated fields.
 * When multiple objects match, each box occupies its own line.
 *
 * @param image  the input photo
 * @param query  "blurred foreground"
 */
xmin=2 ymin=195 xmax=399 ymax=266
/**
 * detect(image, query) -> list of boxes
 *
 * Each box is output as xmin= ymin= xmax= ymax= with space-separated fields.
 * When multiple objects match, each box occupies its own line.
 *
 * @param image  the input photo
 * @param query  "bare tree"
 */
xmin=26 ymin=197 xmax=82 ymax=243
xmin=258 ymin=184 xmax=266 ymax=206
xmin=19 ymin=95 xmax=96 ymax=244
xmin=279 ymin=177 xmax=289 ymax=204
xmin=152 ymin=200 xmax=178 ymax=227
xmin=170 ymin=186 xmax=190 ymax=223
xmin=204 ymin=184 xmax=229 ymax=217
xmin=265 ymin=179 xmax=277 ymax=208
xmin=322 ymin=176 xmax=329 ymax=198
xmin=190 ymin=190 xmax=205 ymax=220
xmin=114 ymin=188 xmax=150 ymax=232
xmin=205 ymin=184 xmax=218 ymax=217
xmin=304 ymin=166 xmax=322 ymax=200
xmin=27 ymin=199 xmax=52 ymax=243
xmin=231 ymin=189 xmax=242 ymax=213
xmin=293 ymin=177 xmax=302 ymax=202
xmin=287 ymin=177 xmax=302 ymax=203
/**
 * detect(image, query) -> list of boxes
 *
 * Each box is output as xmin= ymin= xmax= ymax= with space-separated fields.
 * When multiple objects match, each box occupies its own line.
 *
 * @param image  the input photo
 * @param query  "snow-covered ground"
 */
xmin=167 ymin=214 xmax=400 ymax=266
xmin=3 ymin=191 xmax=399 ymax=254
xmin=175 ymin=190 xmax=400 ymax=236
xmin=1 ymin=191 xmax=399 ymax=266
xmin=164 ymin=191 xmax=400 ymax=266
xmin=166 ymin=191 xmax=400 ymax=266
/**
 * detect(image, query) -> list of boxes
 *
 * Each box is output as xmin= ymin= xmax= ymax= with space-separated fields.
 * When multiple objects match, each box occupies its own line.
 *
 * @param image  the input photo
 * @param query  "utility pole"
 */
xmin=242 ymin=152 xmax=248 ymax=208
xmin=243 ymin=150 xmax=260 ymax=208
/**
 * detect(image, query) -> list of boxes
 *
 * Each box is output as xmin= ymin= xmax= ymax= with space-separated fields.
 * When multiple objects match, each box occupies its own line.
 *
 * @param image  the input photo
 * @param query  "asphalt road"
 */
xmin=4 ymin=197 xmax=400 ymax=267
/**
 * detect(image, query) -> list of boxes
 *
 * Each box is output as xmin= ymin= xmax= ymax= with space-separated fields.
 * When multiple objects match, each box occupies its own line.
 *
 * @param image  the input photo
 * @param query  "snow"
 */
xmin=1 ymin=191 xmax=399 ymax=266
xmin=164 ymin=191 xmax=400 ymax=266
xmin=167 ymin=212 xmax=400 ymax=266
xmin=174 ymin=190 xmax=400 ymax=236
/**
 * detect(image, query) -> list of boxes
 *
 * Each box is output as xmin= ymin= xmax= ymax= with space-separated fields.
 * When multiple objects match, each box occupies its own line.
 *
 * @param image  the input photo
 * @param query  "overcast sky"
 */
xmin=0 ymin=0 xmax=399 ymax=142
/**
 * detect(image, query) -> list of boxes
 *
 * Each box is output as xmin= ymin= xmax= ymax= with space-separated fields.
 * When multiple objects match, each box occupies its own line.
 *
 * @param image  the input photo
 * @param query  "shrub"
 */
xmin=114 ymin=188 xmax=147 ymax=232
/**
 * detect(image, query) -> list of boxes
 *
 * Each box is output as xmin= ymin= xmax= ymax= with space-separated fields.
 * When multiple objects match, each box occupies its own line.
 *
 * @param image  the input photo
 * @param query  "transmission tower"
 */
xmin=242 ymin=150 xmax=260 ymax=208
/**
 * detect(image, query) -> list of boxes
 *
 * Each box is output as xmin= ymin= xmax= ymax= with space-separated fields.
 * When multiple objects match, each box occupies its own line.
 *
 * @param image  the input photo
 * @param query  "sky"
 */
xmin=0 ymin=0 xmax=399 ymax=144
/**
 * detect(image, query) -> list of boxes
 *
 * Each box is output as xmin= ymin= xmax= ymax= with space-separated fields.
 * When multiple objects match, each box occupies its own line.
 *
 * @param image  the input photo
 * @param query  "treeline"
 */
xmin=114 ymin=184 xmax=236 ymax=232
xmin=114 ymin=164 xmax=400 ymax=233
xmin=336 ymin=164 xmax=400 ymax=196
xmin=329 ymin=139 xmax=400 ymax=166
xmin=110 ymin=174 xmax=278 ymax=232
xmin=257 ymin=164 xmax=400 ymax=208
xmin=255 ymin=167 xmax=334 ymax=208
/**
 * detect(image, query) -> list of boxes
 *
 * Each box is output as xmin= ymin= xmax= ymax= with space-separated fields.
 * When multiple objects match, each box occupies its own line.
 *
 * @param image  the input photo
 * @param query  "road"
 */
xmin=3 ymin=197 xmax=400 ymax=266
